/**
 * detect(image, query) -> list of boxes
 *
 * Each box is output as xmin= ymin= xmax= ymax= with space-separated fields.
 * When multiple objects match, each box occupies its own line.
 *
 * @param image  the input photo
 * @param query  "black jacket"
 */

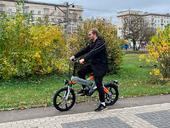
xmin=74 ymin=36 xmax=108 ymax=77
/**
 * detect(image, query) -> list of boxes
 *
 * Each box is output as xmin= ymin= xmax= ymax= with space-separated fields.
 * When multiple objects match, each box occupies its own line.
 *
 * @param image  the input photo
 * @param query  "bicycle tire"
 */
xmin=104 ymin=83 xmax=119 ymax=106
xmin=53 ymin=87 xmax=75 ymax=111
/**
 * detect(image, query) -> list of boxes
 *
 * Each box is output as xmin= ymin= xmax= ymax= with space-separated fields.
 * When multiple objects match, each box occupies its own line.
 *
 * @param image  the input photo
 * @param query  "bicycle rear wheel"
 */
xmin=104 ymin=83 xmax=119 ymax=106
xmin=53 ymin=87 xmax=75 ymax=111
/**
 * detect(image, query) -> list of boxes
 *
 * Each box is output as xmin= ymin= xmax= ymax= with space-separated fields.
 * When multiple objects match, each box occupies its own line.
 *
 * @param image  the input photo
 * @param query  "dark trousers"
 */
xmin=78 ymin=64 xmax=105 ymax=102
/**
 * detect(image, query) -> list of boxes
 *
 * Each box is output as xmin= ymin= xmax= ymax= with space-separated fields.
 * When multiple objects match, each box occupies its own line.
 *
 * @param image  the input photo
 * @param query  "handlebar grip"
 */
xmin=71 ymin=58 xmax=79 ymax=63
xmin=71 ymin=58 xmax=75 ymax=61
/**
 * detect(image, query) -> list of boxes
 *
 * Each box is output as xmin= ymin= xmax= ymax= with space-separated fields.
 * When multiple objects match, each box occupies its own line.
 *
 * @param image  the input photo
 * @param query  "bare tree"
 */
xmin=122 ymin=13 xmax=156 ymax=50
xmin=145 ymin=27 xmax=157 ymax=44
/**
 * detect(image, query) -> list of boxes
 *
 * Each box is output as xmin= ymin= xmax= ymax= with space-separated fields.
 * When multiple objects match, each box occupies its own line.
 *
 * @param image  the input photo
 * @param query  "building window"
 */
xmin=52 ymin=18 xmax=54 ymax=21
xmin=58 ymin=12 xmax=61 ymax=16
xmin=0 ymin=6 xmax=4 ymax=11
xmin=51 ymin=12 xmax=54 ymax=16
xmin=38 ymin=11 xmax=41 ymax=15
xmin=155 ymin=20 xmax=156 ymax=23
xmin=32 ymin=17 xmax=35 ymax=21
xmin=45 ymin=10 xmax=49 ymax=15
xmin=23 ymin=8 xmax=28 ymax=13
xmin=16 ymin=9 xmax=19 ymax=12
xmin=8 ymin=8 xmax=12 ymax=12
xmin=30 ymin=10 xmax=34 ymax=14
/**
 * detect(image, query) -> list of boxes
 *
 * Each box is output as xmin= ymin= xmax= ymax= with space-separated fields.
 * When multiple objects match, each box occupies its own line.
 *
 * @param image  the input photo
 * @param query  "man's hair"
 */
xmin=89 ymin=28 xmax=99 ymax=37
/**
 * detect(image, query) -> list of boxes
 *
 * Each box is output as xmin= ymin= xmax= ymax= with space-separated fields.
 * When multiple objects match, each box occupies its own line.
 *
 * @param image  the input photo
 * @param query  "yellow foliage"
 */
xmin=140 ymin=25 xmax=170 ymax=81
xmin=149 ymin=72 xmax=153 ymax=76
xmin=0 ymin=12 xmax=68 ymax=79
xmin=154 ymin=69 xmax=160 ymax=76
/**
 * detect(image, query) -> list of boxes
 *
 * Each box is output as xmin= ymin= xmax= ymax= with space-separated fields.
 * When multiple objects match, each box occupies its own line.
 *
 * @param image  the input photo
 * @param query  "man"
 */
xmin=70 ymin=28 xmax=108 ymax=111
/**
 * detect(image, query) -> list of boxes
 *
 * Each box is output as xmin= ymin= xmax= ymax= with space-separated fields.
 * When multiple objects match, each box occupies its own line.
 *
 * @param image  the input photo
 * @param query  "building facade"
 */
xmin=0 ymin=0 xmax=83 ymax=34
xmin=117 ymin=9 xmax=170 ymax=38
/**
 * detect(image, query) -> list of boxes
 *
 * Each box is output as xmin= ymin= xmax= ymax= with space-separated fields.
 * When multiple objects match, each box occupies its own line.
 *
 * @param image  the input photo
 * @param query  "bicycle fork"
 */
xmin=103 ymin=86 xmax=112 ymax=100
xmin=64 ymin=86 xmax=71 ymax=100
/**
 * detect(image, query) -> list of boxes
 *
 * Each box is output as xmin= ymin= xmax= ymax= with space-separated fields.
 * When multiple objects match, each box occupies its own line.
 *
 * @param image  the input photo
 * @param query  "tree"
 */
xmin=122 ymin=13 xmax=156 ymax=50
xmin=0 ymin=4 xmax=68 ymax=79
xmin=145 ymin=27 xmax=157 ymax=44
xmin=139 ymin=25 xmax=170 ymax=82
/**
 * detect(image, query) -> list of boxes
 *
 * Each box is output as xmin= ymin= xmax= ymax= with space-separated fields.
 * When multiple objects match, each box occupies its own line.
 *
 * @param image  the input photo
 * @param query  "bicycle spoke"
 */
xmin=53 ymin=87 xmax=75 ymax=111
xmin=58 ymin=94 xmax=63 ymax=98
xmin=57 ymin=101 xmax=63 ymax=106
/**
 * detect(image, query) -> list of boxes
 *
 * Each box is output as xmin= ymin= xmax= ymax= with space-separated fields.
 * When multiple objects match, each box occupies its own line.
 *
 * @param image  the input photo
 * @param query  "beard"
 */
xmin=89 ymin=37 xmax=94 ymax=41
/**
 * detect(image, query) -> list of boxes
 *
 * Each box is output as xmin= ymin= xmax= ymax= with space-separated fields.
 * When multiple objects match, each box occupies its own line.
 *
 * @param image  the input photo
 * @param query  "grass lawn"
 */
xmin=0 ymin=54 xmax=169 ymax=110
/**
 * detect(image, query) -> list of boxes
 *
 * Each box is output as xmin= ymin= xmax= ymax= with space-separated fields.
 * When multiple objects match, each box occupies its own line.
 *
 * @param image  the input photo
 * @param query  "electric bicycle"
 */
xmin=53 ymin=59 xmax=119 ymax=111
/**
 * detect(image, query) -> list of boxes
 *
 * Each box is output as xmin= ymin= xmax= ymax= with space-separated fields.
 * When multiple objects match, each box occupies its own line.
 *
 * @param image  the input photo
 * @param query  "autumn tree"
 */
xmin=122 ymin=14 xmax=156 ymax=50
xmin=0 ymin=2 xmax=68 ymax=79
xmin=139 ymin=25 xmax=170 ymax=82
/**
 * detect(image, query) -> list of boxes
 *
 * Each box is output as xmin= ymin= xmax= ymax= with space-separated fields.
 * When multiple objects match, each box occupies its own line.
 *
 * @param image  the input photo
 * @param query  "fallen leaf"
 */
xmin=20 ymin=106 xmax=26 ymax=110
xmin=8 ymin=108 xmax=14 ymax=110
xmin=14 ymin=103 xmax=17 ymax=105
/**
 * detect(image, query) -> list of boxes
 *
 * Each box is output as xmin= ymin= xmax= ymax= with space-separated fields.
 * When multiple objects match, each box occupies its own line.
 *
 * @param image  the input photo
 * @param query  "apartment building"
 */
xmin=117 ymin=9 xmax=170 ymax=38
xmin=0 ymin=0 xmax=83 ymax=34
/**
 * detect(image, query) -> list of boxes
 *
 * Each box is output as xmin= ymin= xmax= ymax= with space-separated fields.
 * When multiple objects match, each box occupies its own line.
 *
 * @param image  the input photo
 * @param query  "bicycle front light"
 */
xmin=114 ymin=80 xmax=118 ymax=84
xmin=64 ymin=80 xmax=68 ymax=85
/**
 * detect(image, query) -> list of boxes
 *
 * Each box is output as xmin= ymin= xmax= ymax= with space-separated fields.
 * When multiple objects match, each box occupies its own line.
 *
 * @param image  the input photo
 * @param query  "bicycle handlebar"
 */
xmin=71 ymin=58 xmax=80 ymax=63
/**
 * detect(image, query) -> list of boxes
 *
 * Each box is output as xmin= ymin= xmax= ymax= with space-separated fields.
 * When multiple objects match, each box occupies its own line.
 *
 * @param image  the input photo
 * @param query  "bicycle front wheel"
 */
xmin=53 ymin=87 xmax=75 ymax=111
xmin=104 ymin=83 xmax=119 ymax=106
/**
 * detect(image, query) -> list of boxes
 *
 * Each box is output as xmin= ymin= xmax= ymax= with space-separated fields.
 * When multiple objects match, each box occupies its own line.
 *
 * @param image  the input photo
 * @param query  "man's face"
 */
xmin=88 ymin=31 xmax=95 ymax=41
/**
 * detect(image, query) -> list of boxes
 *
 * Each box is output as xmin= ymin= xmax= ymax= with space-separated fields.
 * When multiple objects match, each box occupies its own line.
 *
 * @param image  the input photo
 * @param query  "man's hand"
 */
xmin=70 ymin=56 xmax=75 ymax=60
xmin=79 ymin=59 xmax=85 ymax=64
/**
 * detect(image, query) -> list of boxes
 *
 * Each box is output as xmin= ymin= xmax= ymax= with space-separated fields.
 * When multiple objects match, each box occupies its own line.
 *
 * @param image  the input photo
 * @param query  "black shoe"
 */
xmin=77 ymin=89 xmax=86 ymax=96
xmin=95 ymin=104 xmax=107 ymax=112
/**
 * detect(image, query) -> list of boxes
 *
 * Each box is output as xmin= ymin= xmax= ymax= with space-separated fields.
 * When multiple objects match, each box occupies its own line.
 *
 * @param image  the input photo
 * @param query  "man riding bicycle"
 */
xmin=70 ymin=28 xmax=108 ymax=111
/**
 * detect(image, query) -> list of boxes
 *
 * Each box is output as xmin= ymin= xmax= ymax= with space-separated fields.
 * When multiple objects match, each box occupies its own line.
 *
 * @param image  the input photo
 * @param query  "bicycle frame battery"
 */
xmin=70 ymin=76 xmax=92 ymax=86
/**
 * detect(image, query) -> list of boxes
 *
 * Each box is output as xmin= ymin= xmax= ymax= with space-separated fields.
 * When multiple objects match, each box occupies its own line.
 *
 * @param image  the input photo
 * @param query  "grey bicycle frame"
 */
xmin=70 ymin=76 xmax=97 ymax=95
xmin=64 ymin=59 xmax=113 ymax=100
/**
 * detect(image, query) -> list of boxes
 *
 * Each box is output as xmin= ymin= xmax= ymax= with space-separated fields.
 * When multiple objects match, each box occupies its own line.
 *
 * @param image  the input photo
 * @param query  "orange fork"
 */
xmin=104 ymin=87 xmax=109 ymax=93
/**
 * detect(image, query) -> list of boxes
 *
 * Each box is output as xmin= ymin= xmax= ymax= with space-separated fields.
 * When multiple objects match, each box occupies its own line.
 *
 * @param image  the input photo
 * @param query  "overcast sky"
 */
xmin=32 ymin=0 xmax=170 ymax=24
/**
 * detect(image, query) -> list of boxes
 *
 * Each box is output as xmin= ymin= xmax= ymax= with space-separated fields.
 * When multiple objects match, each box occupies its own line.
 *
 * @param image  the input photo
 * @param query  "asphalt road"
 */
xmin=0 ymin=94 xmax=170 ymax=123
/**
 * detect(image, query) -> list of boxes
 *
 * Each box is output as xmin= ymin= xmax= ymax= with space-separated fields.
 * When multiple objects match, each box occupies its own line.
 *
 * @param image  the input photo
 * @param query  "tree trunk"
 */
xmin=133 ymin=40 xmax=136 ymax=51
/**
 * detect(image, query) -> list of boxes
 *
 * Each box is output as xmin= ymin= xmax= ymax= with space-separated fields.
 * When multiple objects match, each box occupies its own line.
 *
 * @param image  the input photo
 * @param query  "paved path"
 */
xmin=0 ymin=103 xmax=170 ymax=128
xmin=0 ymin=94 xmax=170 ymax=128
